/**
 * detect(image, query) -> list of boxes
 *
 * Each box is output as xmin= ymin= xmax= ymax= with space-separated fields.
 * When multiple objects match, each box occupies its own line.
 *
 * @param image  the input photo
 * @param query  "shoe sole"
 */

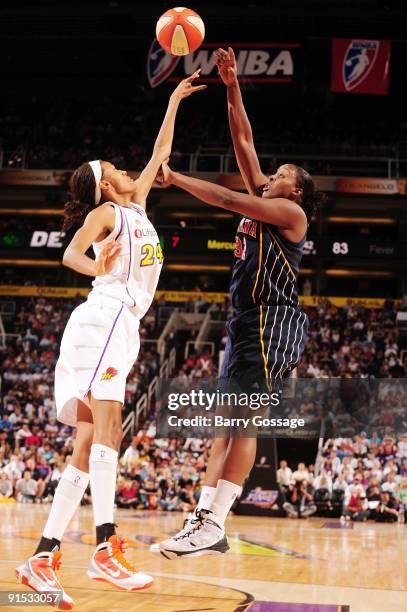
xmin=159 ymin=538 xmax=230 ymax=560
xmin=86 ymin=569 xmax=153 ymax=591
xmin=15 ymin=569 xmax=73 ymax=611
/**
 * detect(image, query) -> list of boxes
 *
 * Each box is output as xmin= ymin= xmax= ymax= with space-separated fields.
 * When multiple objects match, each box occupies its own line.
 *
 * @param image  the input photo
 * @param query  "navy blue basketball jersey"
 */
xmin=230 ymin=216 xmax=305 ymax=311
xmin=221 ymin=216 xmax=308 ymax=387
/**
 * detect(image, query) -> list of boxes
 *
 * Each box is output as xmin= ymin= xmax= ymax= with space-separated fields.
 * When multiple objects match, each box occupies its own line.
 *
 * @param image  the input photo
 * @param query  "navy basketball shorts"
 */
xmin=220 ymin=306 xmax=308 ymax=391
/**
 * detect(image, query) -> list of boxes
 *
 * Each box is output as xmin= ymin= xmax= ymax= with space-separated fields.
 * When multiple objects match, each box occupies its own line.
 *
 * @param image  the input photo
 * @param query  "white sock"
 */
xmin=196 ymin=485 xmax=217 ymax=512
xmin=209 ymin=479 xmax=242 ymax=527
xmin=43 ymin=464 xmax=89 ymax=541
xmin=89 ymin=443 xmax=118 ymax=526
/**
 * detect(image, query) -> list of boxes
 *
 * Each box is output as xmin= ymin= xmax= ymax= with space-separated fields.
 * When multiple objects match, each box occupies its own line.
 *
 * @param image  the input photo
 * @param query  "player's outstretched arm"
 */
xmin=214 ymin=47 xmax=267 ymax=195
xmin=62 ymin=204 xmax=122 ymax=276
xmin=157 ymin=164 xmax=306 ymax=232
xmin=134 ymin=71 xmax=206 ymax=205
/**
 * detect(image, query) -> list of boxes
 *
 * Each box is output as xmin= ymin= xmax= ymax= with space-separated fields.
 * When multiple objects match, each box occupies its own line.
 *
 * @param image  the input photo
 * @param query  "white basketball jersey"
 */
xmin=89 ymin=202 xmax=163 ymax=318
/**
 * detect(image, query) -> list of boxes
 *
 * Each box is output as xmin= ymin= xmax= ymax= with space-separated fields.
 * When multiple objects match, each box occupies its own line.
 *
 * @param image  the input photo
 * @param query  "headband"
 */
xmin=88 ymin=160 xmax=102 ymax=205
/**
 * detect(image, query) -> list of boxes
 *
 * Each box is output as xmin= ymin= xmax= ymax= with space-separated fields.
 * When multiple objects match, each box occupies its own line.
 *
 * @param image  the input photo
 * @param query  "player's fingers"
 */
xmin=228 ymin=47 xmax=236 ymax=61
xmin=217 ymin=47 xmax=228 ymax=57
xmin=111 ymin=243 xmax=122 ymax=254
xmin=214 ymin=53 xmax=228 ymax=64
xmin=186 ymin=69 xmax=201 ymax=82
xmin=190 ymin=84 xmax=207 ymax=92
xmin=101 ymin=242 xmax=113 ymax=256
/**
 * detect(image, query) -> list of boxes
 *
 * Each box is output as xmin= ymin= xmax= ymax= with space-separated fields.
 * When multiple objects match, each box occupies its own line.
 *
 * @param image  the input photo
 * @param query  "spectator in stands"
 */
xmin=0 ymin=471 xmax=13 ymax=499
xmin=395 ymin=477 xmax=407 ymax=519
xmin=0 ymin=414 xmax=13 ymax=434
xmin=116 ymin=480 xmax=139 ymax=509
xmin=341 ymin=489 xmax=368 ymax=522
xmin=292 ymin=462 xmax=311 ymax=484
xmin=372 ymin=492 xmax=398 ymax=522
xmin=283 ymin=480 xmax=317 ymax=518
xmin=313 ymin=470 xmax=333 ymax=494
xmin=16 ymin=423 xmax=32 ymax=444
xmin=3 ymin=454 xmax=25 ymax=485
xmin=24 ymin=425 xmax=42 ymax=448
xmin=277 ymin=460 xmax=293 ymax=494
xmin=121 ymin=439 xmax=139 ymax=469
xmin=381 ymin=472 xmax=398 ymax=496
xmin=15 ymin=469 xmax=39 ymax=503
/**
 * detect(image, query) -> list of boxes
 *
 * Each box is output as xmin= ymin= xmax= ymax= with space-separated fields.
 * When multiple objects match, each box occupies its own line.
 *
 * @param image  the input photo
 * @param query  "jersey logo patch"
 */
xmin=101 ymin=367 xmax=118 ymax=381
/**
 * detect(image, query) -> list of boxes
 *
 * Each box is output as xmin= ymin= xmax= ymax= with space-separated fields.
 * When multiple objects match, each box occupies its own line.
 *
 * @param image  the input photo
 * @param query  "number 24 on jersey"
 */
xmin=140 ymin=242 xmax=164 ymax=266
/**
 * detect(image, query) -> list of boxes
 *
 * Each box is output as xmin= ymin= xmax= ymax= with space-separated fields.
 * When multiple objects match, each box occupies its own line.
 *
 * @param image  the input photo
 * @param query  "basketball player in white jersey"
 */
xmin=16 ymin=71 xmax=206 ymax=609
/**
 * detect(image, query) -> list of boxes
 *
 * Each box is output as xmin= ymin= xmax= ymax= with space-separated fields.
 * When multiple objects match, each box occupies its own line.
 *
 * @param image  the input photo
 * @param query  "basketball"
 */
xmin=156 ymin=7 xmax=205 ymax=56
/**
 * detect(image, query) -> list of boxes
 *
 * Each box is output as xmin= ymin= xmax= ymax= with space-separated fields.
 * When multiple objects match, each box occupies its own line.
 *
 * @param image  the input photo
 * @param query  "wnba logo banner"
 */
xmin=331 ymin=39 xmax=390 ymax=95
xmin=147 ymin=40 xmax=300 ymax=88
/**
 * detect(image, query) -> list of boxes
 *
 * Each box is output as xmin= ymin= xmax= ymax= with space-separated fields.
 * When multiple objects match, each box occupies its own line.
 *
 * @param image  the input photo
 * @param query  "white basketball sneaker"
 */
xmin=159 ymin=510 xmax=229 ymax=560
xmin=87 ymin=535 xmax=153 ymax=590
xmin=150 ymin=509 xmax=196 ymax=553
xmin=16 ymin=551 xmax=74 ymax=610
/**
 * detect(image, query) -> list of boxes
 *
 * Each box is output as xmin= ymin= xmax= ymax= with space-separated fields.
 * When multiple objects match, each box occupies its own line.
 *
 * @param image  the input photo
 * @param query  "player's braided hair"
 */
xmin=294 ymin=166 xmax=327 ymax=224
xmin=62 ymin=163 xmax=99 ymax=231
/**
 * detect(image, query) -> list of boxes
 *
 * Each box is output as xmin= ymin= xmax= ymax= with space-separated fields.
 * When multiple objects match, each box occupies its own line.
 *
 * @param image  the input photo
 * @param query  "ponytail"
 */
xmin=62 ymin=162 xmax=98 ymax=232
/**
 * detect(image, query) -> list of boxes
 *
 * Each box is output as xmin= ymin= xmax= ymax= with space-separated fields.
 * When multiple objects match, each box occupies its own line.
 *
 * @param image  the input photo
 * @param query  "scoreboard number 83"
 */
xmin=332 ymin=241 xmax=349 ymax=255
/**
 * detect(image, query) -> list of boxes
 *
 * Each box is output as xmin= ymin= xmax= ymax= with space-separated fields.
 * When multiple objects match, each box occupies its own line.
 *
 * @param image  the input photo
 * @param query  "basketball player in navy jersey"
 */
xmin=158 ymin=48 xmax=324 ymax=558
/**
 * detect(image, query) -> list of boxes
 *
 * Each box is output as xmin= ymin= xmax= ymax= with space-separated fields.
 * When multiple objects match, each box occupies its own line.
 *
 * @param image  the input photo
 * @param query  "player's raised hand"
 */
xmin=213 ymin=47 xmax=237 ymax=86
xmin=170 ymin=69 xmax=207 ymax=101
xmin=94 ymin=239 xmax=122 ymax=276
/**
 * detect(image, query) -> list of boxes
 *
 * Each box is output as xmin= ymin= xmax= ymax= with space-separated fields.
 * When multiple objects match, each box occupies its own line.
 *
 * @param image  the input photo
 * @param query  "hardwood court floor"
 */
xmin=1 ymin=503 xmax=406 ymax=612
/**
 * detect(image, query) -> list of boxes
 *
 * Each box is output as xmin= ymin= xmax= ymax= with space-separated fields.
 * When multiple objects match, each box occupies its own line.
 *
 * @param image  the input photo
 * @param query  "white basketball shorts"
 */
xmin=55 ymin=294 xmax=140 ymax=426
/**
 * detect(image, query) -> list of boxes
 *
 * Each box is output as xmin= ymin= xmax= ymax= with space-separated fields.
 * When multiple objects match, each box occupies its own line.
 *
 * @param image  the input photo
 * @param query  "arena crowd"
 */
xmin=0 ymin=295 xmax=406 ymax=521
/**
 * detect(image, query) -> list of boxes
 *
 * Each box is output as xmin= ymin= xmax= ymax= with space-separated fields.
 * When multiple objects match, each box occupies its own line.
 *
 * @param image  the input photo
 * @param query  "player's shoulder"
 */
xmin=87 ymin=202 xmax=116 ymax=220
xmin=82 ymin=202 xmax=116 ymax=231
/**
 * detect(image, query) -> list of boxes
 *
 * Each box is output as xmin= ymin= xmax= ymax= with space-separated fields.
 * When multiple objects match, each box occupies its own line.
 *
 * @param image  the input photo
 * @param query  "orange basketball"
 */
xmin=156 ymin=7 xmax=205 ymax=56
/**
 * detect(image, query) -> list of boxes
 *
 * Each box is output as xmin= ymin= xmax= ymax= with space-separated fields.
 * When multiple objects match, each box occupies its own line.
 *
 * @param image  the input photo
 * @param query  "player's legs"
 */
xmin=159 ymin=436 xmax=252 ymax=559
xmin=203 ymin=437 xmax=230 ymax=486
xmin=86 ymin=394 xmax=152 ymax=590
xmin=88 ymin=394 xmax=122 ymax=543
xmin=16 ymin=401 xmax=93 ymax=610
xmin=159 ymin=437 xmax=231 ymax=547
xmin=37 ymin=403 xmax=93 ymax=553
xmin=219 ymin=437 xmax=257 ymax=486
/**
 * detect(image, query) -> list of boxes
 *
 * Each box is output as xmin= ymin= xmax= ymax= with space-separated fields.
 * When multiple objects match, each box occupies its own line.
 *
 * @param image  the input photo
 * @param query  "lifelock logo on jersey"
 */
xmin=147 ymin=41 xmax=300 ymax=87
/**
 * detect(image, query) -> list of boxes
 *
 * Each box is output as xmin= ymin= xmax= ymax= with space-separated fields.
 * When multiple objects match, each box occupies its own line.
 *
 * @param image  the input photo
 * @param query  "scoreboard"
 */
xmin=0 ymin=228 xmax=404 ymax=260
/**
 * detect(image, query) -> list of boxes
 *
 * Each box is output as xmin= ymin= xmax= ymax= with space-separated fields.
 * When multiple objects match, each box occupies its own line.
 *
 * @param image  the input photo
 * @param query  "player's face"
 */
xmin=261 ymin=164 xmax=300 ymax=201
xmin=100 ymin=161 xmax=136 ymax=195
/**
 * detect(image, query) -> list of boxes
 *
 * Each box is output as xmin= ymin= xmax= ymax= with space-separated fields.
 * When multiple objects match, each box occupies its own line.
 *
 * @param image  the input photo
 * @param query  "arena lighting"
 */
xmin=168 ymin=212 xmax=234 ymax=219
xmin=0 ymin=208 xmax=63 ymax=216
xmin=326 ymin=216 xmax=396 ymax=225
xmin=0 ymin=258 xmax=60 ymax=267
xmin=166 ymin=263 xmax=231 ymax=272
xmin=325 ymin=269 xmax=394 ymax=277
xmin=299 ymin=268 xmax=314 ymax=275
